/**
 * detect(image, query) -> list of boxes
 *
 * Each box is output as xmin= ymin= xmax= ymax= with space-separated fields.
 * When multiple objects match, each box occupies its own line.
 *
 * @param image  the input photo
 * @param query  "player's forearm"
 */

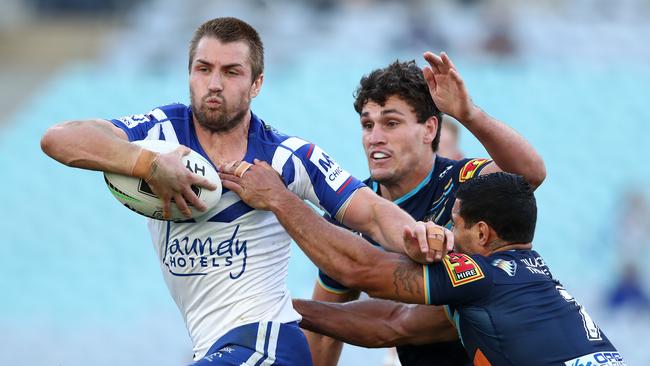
xmin=461 ymin=107 xmax=546 ymax=187
xmin=269 ymin=192 xmax=379 ymax=288
xmin=305 ymin=330 xmax=344 ymax=366
xmin=296 ymin=299 xmax=412 ymax=348
xmin=341 ymin=189 xmax=428 ymax=262
xmin=41 ymin=119 xmax=147 ymax=176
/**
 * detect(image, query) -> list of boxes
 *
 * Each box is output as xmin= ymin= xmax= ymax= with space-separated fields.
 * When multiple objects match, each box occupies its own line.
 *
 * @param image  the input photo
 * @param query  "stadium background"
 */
xmin=2 ymin=0 xmax=649 ymax=364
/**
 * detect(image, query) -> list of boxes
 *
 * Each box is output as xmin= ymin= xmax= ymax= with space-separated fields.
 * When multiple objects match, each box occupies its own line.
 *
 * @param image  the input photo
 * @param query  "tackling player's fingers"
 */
xmin=220 ymin=177 xmax=244 ymax=196
xmin=444 ymin=227 xmax=455 ymax=252
xmin=413 ymin=222 xmax=430 ymax=255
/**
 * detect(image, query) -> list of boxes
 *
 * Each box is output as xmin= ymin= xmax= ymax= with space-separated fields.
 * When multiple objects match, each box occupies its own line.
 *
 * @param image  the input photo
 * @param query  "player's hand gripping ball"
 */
xmin=104 ymin=140 xmax=222 ymax=221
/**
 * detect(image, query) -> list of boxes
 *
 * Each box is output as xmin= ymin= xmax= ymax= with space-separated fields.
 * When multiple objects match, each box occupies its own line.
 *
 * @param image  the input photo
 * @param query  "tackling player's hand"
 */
xmin=140 ymin=146 xmax=217 ymax=219
xmin=422 ymin=51 xmax=480 ymax=123
xmin=403 ymin=221 xmax=453 ymax=264
xmin=219 ymin=159 xmax=291 ymax=210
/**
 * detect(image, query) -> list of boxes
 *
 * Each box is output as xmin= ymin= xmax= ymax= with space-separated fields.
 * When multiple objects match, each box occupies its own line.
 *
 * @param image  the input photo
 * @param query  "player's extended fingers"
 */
xmin=161 ymin=194 xmax=172 ymax=220
xmin=440 ymin=52 xmax=458 ymax=71
xmin=182 ymin=185 xmax=207 ymax=212
xmin=190 ymin=173 xmax=218 ymax=191
xmin=423 ymin=52 xmax=442 ymax=74
xmin=412 ymin=222 xmax=432 ymax=258
xmin=444 ymin=227 xmax=455 ymax=252
xmin=423 ymin=66 xmax=437 ymax=89
xmin=425 ymin=52 xmax=449 ymax=73
xmin=174 ymin=193 xmax=192 ymax=218
xmin=425 ymin=223 xmax=445 ymax=251
xmin=219 ymin=172 xmax=245 ymax=195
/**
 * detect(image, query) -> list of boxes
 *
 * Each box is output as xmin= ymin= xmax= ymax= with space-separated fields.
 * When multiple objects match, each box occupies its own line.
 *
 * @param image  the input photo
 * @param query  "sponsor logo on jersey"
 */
xmin=443 ymin=253 xmax=485 ymax=287
xmin=459 ymin=159 xmax=490 ymax=182
xmin=564 ymin=351 xmax=626 ymax=366
xmin=492 ymin=259 xmax=517 ymax=276
xmin=118 ymin=113 xmax=151 ymax=128
xmin=308 ymin=145 xmax=352 ymax=192
xmin=164 ymin=224 xmax=248 ymax=279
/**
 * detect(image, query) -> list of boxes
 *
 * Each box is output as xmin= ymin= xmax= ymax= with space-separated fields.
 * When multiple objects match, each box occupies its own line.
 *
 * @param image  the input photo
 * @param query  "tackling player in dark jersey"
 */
xmin=312 ymin=54 xmax=546 ymax=366
xmin=220 ymin=169 xmax=625 ymax=366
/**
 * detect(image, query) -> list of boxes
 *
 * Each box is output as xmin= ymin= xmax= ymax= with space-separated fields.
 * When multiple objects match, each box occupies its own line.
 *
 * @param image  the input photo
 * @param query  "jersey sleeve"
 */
xmin=109 ymin=106 xmax=177 ymax=142
xmin=273 ymin=138 xmax=365 ymax=218
xmin=423 ymin=253 xmax=493 ymax=305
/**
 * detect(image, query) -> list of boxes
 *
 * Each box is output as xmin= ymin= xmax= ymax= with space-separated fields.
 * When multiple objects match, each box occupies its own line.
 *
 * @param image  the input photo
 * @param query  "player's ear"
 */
xmin=476 ymin=221 xmax=491 ymax=247
xmin=423 ymin=116 xmax=437 ymax=145
xmin=250 ymin=73 xmax=264 ymax=98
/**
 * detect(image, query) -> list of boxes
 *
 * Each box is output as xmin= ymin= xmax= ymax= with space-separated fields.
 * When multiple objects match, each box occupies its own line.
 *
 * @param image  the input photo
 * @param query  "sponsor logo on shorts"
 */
xmin=443 ymin=253 xmax=485 ymax=287
xmin=459 ymin=159 xmax=490 ymax=182
xmin=118 ymin=113 xmax=151 ymax=128
xmin=308 ymin=145 xmax=352 ymax=192
xmin=564 ymin=351 xmax=626 ymax=366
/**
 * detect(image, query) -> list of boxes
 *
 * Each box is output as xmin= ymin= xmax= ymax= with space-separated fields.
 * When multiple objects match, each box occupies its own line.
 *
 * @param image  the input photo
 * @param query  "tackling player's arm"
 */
xmin=41 ymin=119 xmax=216 ymax=218
xmin=336 ymin=187 xmax=446 ymax=262
xmin=220 ymin=162 xmax=435 ymax=303
xmin=423 ymin=52 xmax=546 ymax=188
xmin=305 ymin=284 xmax=360 ymax=366
xmin=295 ymin=298 xmax=458 ymax=348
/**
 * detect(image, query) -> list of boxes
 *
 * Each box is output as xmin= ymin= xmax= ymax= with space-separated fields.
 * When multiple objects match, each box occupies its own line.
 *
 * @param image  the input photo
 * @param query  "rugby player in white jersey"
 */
xmin=40 ymin=17 xmax=443 ymax=365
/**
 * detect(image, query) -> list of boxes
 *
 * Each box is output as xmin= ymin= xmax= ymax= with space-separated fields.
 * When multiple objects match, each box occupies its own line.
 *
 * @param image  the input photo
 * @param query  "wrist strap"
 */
xmin=131 ymin=148 xmax=158 ymax=180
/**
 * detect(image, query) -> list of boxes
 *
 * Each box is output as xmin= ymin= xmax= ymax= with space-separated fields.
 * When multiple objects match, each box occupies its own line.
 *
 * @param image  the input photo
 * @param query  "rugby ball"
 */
xmin=104 ymin=140 xmax=222 ymax=221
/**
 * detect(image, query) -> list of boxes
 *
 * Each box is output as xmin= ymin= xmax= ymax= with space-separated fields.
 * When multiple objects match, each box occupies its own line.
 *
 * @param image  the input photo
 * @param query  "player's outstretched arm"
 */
xmin=306 ymin=284 xmax=360 ymax=366
xmin=220 ymin=160 xmax=447 ymax=264
xmin=423 ymin=52 xmax=546 ymax=188
xmin=220 ymin=160 xmax=438 ymax=303
xmin=337 ymin=187 xmax=448 ymax=263
xmin=294 ymin=298 xmax=458 ymax=348
xmin=41 ymin=119 xmax=141 ymax=175
xmin=41 ymin=119 xmax=216 ymax=218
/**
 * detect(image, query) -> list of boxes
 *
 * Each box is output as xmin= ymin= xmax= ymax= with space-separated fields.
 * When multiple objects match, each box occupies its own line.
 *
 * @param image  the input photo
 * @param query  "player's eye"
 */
xmin=361 ymin=121 xmax=373 ymax=130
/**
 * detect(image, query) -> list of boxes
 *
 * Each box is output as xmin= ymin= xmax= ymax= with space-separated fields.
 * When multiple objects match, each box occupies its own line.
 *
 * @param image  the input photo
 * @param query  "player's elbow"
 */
xmin=526 ymin=157 xmax=547 ymax=189
xmin=41 ymin=124 xmax=68 ymax=161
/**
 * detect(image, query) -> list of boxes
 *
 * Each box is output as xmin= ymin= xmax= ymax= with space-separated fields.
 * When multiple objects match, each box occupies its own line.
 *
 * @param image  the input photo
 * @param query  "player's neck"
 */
xmin=378 ymin=157 xmax=434 ymax=202
xmin=194 ymin=112 xmax=251 ymax=165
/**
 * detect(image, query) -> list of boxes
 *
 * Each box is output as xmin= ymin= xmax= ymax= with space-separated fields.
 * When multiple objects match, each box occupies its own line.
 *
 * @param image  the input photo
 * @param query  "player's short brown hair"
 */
xmin=354 ymin=60 xmax=442 ymax=152
xmin=189 ymin=17 xmax=264 ymax=81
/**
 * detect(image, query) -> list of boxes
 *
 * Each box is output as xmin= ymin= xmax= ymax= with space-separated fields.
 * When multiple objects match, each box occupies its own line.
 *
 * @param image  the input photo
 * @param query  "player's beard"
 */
xmin=191 ymin=89 xmax=249 ymax=133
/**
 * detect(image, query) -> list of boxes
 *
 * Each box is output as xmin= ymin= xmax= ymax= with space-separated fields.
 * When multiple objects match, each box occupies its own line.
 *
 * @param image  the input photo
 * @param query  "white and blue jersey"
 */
xmin=111 ymin=103 xmax=364 ymax=361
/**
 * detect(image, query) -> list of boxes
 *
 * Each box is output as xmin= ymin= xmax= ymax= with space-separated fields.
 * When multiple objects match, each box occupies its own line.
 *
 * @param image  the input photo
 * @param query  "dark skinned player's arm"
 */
xmin=305 ymin=285 xmax=360 ymax=366
xmin=294 ymin=298 xmax=458 ymax=348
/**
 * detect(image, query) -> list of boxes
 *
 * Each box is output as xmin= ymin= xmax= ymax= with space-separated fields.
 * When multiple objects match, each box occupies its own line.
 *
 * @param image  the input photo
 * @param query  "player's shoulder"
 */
xmin=153 ymin=102 xmax=190 ymax=120
xmin=435 ymin=156 xmax=492 ymax=183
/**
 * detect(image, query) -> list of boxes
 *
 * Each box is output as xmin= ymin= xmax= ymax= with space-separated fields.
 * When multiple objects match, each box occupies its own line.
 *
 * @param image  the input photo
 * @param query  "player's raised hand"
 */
xmin=219 ymin=159 xmax=290 ymax=210
xmin=422 ymin=52 xmax=479 ymax=123
xmin=140 ymin=146 xmax=217 ymax=219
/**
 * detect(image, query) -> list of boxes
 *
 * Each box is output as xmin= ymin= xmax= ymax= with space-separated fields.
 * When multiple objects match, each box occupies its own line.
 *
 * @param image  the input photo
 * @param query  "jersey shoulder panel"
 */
xmin=110 ymin=102 xmax=190 ymax=142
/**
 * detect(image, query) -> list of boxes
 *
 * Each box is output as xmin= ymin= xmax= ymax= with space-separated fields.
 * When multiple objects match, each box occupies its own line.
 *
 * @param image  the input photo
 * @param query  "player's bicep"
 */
xmin=99 ymin=119 xmax=129 ymax=140
xmin=337 ymin=187 xmax=393 ymax=248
